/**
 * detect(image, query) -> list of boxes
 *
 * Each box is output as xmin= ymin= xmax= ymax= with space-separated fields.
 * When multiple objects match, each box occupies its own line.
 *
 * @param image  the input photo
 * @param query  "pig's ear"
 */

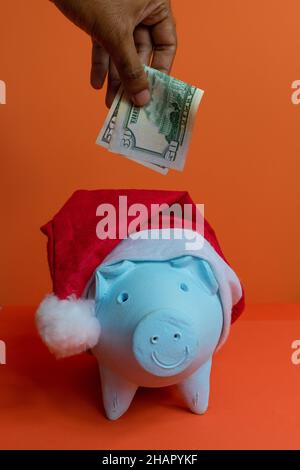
xmin=171 ymin=256 xmax=219 ymax=295
xmin=96 ymin=260 xmax=135 ymax=300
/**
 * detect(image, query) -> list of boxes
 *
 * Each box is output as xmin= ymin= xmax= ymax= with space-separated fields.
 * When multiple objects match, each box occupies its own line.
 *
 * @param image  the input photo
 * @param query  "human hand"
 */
xmin=51 ymin=0 xmax=177 ymax=107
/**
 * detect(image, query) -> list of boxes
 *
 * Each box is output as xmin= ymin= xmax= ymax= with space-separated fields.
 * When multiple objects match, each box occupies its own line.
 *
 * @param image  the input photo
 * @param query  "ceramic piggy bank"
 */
xmin=36 ymin=189 xmax=244 ymax=420
xmin=92 ymin=256 xmax=223 ymax=419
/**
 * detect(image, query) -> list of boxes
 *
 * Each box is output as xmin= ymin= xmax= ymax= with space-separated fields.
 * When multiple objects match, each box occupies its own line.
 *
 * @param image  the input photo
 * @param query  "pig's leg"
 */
xmin=177 ymin=358 xmax=212 ymax=414
xmin=98 ymin=365 xmax=138 ymax=420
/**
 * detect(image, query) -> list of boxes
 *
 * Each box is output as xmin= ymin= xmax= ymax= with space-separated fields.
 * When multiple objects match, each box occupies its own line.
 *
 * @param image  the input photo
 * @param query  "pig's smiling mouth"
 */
xmin=151 ymin=346 xmax=189 ymax=369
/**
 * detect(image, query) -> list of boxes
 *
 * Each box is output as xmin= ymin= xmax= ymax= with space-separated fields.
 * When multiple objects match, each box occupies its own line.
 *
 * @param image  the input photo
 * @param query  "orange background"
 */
xmin=1 ymin=0 xmax=300 ymax=305
xmin=1 ymin=304 xmax=300 ymax=449
xmin=1 ymin=1 xmax=300 ymax=451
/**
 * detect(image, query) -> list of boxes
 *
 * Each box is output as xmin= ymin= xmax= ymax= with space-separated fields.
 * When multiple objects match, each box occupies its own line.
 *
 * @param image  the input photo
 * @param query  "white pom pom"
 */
xmin=36 ymin=294 xmax=101 ymax=358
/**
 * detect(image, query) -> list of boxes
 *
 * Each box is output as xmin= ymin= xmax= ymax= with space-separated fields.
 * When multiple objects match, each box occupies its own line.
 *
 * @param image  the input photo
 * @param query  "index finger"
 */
xmin=150 ymin=15 xmax=177 ymax=74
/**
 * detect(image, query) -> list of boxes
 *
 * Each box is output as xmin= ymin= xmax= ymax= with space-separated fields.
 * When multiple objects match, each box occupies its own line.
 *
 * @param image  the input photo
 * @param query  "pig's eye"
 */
xmin=180 ymin=282 xmax=189 ymax=292
xmin=117 ymin=292 xmax=129 ymax=304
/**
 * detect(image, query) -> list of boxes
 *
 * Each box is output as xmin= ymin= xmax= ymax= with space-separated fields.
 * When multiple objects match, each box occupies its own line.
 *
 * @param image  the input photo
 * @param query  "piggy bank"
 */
xmin=36 ymin=189 xmax=244 ymax=421
xmin=92 ymin=256 xmax=223 ymax=420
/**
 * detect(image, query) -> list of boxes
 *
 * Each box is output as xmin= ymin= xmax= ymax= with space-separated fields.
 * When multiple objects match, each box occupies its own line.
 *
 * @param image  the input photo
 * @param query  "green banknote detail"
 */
xmin=143 ymin=67 xmax=197 ymax=145
xmin=119 ymin=66 xmax=201 ymax=165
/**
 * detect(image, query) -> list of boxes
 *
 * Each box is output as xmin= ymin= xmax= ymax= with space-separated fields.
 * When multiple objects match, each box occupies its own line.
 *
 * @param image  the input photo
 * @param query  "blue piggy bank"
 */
xmin=92 ymin=256 xmax=223 ymax=420
xmin=36 ymin=191 xmax=244 ymax=422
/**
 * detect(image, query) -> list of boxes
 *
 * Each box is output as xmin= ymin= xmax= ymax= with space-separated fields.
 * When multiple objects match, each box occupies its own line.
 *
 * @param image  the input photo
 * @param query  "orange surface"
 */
xmin=1 ymin=304 xmax=300 ymax=450
xmin=1 ymin=1 xmax=300 ymax=306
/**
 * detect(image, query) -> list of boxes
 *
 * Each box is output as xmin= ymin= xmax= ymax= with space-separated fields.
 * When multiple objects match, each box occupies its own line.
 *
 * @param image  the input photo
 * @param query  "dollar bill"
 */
xmin=96 ymin=66 xmax=204 ymax=173
xmin=96 ymin=87 xmax=168 ymax=174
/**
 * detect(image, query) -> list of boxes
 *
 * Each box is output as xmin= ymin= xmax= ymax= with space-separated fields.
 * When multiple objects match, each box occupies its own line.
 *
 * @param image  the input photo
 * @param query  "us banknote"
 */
xmin=96 ymin=66 xmax=204 ymax=173
xmin=96 ymin=86 xmax=168 ymax=174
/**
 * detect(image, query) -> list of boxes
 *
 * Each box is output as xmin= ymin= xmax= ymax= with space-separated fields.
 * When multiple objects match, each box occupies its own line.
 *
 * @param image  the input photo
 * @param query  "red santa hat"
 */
xmin=36 ymin=189 xmax=244 ymax=358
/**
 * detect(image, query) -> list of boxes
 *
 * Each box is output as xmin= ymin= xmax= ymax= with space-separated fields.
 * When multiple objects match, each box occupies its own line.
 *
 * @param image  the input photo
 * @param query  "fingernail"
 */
xmin=132 ymin=89 xmax=151 ymax=107
xmin=91 ymin=77 xmax=103 ymax=90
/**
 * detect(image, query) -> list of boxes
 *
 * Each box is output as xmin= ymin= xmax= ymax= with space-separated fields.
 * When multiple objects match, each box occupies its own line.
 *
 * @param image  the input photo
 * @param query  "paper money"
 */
xmin=96 ymin=66 xmax=204 ymax=173
xmin=96 ymin=86 xmax=168 ymax=174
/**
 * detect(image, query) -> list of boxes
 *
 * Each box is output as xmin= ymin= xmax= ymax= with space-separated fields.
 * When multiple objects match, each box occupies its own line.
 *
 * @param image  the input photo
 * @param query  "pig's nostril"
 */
xmin=150 ymin=335 xmax=159 ymax=344
xmin=174 ymin=332 xmax=181 ymax=341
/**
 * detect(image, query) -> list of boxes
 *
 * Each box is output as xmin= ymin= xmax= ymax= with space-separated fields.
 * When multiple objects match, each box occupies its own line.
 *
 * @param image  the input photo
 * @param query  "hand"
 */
xmin=51 ymin=0 xmax=177 ymax=107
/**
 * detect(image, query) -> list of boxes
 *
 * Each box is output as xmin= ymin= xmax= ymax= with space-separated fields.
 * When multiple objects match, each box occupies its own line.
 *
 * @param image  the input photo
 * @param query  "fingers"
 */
xmin=151 ymin=15 xmax=177 ymax=74
xmin=107 ymin=33 xmax=150 ymax=107
xmin=134 ymin=25 xmax=153 ymax=67
xmin=106 ymin=59 xmax=121 ymax=108
xmin=105 ymin=27 xmax=152 ymax=108
xmin=90 ymin=40 xmax=109 ymax=89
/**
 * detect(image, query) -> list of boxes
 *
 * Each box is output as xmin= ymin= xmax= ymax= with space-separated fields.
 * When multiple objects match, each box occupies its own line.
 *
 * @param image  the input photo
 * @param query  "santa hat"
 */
xmin=36 ymin=189 xmax=244 ymax=358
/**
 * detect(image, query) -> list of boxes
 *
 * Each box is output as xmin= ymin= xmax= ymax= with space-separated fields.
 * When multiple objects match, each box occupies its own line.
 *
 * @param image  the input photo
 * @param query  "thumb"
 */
xmin=109 ymin=34 xmax=151 ymax=107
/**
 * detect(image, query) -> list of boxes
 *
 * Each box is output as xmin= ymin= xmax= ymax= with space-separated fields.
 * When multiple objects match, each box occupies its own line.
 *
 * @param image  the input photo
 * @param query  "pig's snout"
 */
xmin=132 ymin=309 xmax=199 ymax=377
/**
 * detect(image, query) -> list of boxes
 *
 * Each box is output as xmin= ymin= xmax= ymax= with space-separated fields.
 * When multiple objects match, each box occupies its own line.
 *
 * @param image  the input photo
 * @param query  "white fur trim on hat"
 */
xmin=36 ymin=294 xmax=100 ymax=358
